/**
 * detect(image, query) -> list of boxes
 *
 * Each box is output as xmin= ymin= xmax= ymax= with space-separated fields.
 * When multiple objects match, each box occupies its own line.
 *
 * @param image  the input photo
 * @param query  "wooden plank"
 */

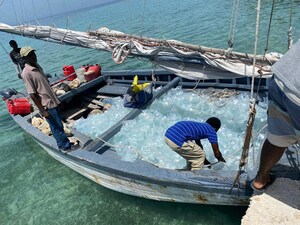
xmin=86 ymin=103 xmax=100 ymax=109
xmin=85 ymin=93 xmax=109 ymax=100
xmin=82 ymin=96 xmax=105 ymax=108
xmin=66 ymin=108 xmax=88 ymax=121
xmin=95 ymin=94 xmax=109 ymax=99
xmin=81 ymin=97 xmax=104 ymax=109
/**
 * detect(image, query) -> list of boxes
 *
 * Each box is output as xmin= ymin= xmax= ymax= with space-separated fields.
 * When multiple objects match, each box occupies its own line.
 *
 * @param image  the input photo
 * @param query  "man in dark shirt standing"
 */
xmin=9 ymin=40 xmax=26 ymax=79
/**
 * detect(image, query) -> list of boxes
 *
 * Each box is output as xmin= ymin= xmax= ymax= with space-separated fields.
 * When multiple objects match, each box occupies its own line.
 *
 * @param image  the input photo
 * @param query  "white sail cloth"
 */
xmin=0 ymin=23 xmax=280 ymax=80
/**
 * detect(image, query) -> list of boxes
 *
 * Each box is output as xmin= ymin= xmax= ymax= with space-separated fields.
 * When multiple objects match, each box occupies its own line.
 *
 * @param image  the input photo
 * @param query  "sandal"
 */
xmin=250 ymin=173 xmax=276 ymax=193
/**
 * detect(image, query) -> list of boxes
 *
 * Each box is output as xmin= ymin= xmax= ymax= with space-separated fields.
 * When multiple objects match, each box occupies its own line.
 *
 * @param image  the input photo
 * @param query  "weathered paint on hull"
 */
xmin=38 ymin=142 xmax=250 ymax=206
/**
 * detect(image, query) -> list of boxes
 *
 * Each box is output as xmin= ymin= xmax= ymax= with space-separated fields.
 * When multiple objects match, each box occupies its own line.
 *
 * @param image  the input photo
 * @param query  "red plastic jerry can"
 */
xmin=63 ymin=65 xmax=77 ymax=81
xmin=84 ymin=64 xmax=101 ymax=81
xmin=6 ymin=98 xmax=32 ymax=115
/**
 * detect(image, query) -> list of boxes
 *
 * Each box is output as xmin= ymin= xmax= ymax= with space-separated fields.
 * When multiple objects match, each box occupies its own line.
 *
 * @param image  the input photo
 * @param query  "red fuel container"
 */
xmin=63 ymin=65 xmax=77 ymax=81
xmin=84 ymin=64 xmax=101 ymax=81
xmin=7 ymin=98 xmax=32 ymax=115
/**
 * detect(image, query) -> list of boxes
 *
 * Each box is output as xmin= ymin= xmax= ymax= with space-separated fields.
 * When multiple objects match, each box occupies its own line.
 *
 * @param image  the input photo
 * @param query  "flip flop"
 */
xmin=250 ymin=173 xmax=276 ymax=193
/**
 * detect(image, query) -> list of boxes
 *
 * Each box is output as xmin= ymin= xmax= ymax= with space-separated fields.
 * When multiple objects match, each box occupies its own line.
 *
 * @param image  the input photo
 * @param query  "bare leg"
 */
xmin=252 ymin=139 xmax=286 ymax=189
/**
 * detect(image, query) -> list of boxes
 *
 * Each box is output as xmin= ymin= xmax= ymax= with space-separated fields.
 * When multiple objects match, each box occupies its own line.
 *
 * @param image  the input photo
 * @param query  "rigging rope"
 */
xmin=287 ymin=0 xmax=294 ymax=49
xmin=31 ymin=0 xmax=39 ymax=23
xmin=140 ymin=0 xmax=147 ymax=36
xmin=11 ymin=0 xmax=21 ymax=25
xmin=46 ymin=0 xmax=54 ymax=23
xmin=228 ymin=0 xmax=240 ymax=48
xmin=20 ymin=0 xmax=28 ymax=24
xmin=263 ymin=0 xmax=275 ymax=56
xmin=229 ymin=0 xmax=261 ymax=194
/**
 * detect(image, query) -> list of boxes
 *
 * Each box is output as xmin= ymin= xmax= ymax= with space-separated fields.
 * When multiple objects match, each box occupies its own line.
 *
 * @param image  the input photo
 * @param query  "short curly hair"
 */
xmin=9 ymin=40 xmax=17 ymax=46
xmin=206 ymin=117 xmax=221 ymax=131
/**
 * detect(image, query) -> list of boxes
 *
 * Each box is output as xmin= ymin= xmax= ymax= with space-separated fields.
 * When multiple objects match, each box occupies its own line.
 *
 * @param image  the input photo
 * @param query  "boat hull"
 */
xmin=35 ymin=138 xmax=250 ymax=206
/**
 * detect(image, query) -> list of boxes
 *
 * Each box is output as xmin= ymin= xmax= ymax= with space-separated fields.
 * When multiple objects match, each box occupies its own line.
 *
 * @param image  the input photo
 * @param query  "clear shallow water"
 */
xmin=0 ymin=0 xmax=299 ymax=224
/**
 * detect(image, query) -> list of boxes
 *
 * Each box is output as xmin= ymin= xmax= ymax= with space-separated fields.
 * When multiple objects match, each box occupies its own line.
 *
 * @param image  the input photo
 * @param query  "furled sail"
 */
xmin=0 ymin=23 xmax=281 ymax=80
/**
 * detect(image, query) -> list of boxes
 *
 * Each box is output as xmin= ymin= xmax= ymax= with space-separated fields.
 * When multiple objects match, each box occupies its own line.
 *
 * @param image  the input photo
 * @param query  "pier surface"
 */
xmin=242 ymin=178 xmax=300 ymax=225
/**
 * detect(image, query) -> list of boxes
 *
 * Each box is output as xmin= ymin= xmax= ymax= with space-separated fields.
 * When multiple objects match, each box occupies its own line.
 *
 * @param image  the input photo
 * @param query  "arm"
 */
xmin=14 ymin=64 xmax=22 ymax=79
xmin=211 ymin=143 xmax=226 ymax=163
xmin=29 ymin=93 xmax=49 ymax=118
xmin=10 ymin=53 xmax=22 ymax=79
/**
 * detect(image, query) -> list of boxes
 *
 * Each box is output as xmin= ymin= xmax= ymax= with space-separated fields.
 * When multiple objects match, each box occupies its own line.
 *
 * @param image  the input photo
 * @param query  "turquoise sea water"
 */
xmin=0 ymin=0 xmax=299 ymax=224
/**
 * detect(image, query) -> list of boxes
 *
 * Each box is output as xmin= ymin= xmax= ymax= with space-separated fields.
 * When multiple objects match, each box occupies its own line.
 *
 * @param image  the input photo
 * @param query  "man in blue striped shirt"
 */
xmin=164 ymin=117 xmax=226 ymax=170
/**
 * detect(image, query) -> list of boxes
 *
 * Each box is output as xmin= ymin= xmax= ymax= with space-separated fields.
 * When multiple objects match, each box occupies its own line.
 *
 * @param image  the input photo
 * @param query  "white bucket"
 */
xmin=75 ymin=68 xmax=86 ymax=82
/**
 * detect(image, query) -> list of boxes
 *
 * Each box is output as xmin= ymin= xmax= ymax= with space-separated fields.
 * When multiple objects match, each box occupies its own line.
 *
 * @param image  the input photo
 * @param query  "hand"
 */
xmin=45 ymin=73 xmax=52 ymax=78
xmin=216 ymin=155 xmax=226 ymax=163
xmin=58 ymin=103 xmax=64 ymax=110
xmin=41 ymin=110 xmax=50 ymax=118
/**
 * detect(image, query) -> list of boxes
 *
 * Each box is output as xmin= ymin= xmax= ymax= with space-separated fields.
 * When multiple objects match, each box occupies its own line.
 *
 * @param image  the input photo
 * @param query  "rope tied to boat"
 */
xmin=229 ymin=105 xmax=256 ymax=194
xmin=229 ymin=0 xmax=261 ymax=195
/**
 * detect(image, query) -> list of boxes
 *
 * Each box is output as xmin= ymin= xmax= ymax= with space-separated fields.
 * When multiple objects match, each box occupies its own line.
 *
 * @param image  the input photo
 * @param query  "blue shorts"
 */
xmin=267 ymin=77 xmax=300 ymax=147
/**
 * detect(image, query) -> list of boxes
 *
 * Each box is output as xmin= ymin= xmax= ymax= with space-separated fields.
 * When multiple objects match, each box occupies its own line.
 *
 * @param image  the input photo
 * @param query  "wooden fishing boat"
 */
xmin=0 ymin=0 xmax=299 ymax=206
xmin=2 ymin=69 xmax=298 ymax=206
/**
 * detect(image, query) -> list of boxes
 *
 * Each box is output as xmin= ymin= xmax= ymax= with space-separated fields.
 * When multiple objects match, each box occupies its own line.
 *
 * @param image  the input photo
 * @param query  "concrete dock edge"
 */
xmin=242 ymin=178 xmax=300 ymax=225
